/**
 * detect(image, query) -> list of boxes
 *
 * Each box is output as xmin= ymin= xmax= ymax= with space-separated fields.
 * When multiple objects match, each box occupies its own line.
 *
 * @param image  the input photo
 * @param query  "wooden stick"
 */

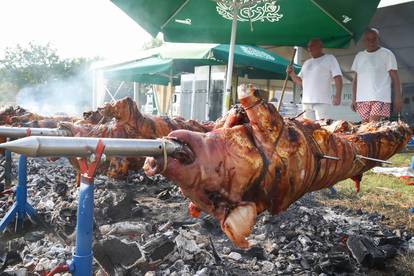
xmin=277 ymin=48 xmax=297 ymax=111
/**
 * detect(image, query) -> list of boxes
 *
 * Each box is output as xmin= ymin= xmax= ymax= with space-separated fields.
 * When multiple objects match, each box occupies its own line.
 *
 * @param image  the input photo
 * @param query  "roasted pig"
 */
xmin=144 ymin=93 xmax=412 ymax=248
xmin=0 ymin=105 xmax=75 ymax=128
xmin=60 ymin=97 xmax=215 ymax=178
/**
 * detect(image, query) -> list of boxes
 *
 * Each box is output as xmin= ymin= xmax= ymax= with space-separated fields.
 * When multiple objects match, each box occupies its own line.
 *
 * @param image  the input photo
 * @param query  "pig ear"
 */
xmin=239 ymin=94 xmax=283 ymax=142
xmin=221 ymin=202 xmax=257 ymax=248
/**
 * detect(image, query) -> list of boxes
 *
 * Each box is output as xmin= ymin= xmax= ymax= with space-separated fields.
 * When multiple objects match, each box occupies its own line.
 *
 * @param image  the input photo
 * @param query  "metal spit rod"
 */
xmin=0 ymin=126 xmax=70 ymax=138
xmin=0 ymin=136 xmax=184 ymax=158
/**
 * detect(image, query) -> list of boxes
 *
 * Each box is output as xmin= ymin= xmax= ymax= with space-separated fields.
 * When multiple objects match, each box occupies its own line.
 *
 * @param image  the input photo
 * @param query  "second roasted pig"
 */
xmin=61 ymin=97 xmax=214 ymax=178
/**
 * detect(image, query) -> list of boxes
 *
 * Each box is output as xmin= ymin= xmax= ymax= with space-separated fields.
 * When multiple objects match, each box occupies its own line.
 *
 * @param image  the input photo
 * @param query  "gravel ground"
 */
xmin=0 ymin=157 xmax=413 ymax=276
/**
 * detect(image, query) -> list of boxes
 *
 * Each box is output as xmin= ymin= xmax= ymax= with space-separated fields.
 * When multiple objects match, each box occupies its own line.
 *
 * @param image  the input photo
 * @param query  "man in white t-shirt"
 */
xmin=287 ymin=38 xmax=343 ymax=120
xmin=351 ymin=28 xmax=401 ymax=122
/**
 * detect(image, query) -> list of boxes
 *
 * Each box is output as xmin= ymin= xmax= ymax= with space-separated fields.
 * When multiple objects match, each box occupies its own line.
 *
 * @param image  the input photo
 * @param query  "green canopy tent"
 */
xmin=102 ymin=43 xmax=301 ymax=85
xmin=98 ymin=43 xmax=300 ymax=119
xmin=111 ymin=0 xmax=380 ymax=113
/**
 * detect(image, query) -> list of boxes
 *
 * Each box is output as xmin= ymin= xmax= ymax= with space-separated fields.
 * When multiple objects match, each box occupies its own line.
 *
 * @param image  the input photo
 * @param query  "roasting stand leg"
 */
xmin=0 ymin=155 xmax=37 ymax=233
xmin=4 ymin=149 xmax=12 ymax=189
xmin=63 ymin=140 xmax=105 ymax=276
xmin=68 ymin=175 xmax=95 ymax=276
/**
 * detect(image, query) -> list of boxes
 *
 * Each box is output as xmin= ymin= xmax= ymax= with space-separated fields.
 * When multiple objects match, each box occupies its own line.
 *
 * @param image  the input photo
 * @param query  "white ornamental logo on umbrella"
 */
xmin=240 ymin=46 xmax=275 ymax=61
xmin=216 ymin=1 xmax=283 ymax=22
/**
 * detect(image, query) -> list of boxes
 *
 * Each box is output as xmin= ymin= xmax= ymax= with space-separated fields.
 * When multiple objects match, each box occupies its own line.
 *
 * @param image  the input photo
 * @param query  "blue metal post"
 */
xmin=4 ymin=149 xmax=12 ymax=189
xmin=0 ymin=155 xmax=36 ymax=233
xmin=16 ymin=155 xmax=27 ymax=229
xmin=69 ymin=176 xmax=94 ymax=276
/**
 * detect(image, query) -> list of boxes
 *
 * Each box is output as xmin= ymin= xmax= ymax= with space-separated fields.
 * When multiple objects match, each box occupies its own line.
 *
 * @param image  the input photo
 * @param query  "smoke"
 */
xmin=15 ymin=71 xmax=92 ymax=117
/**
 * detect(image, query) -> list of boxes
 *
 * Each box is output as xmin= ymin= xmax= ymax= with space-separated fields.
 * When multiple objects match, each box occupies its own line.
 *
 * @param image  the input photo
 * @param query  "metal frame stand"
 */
xmin=410 ymin=156 xmax=414 ymax=214
xmin=65 ymin=140 xmax=105 ymax=276
xmin=4 ymin=149 xmax=12 ymax=189
xmin=0 ymin=155 xmax=37 ymax=232
xmin=68 ymin=175 xmax=95 ymax=276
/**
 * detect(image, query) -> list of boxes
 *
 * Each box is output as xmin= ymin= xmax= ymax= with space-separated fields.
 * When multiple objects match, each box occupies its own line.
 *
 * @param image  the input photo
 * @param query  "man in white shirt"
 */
xmin=287 ymin=38 xmax=343 ymax=120
xmin=351 ymin=28 xmax=401 ymax=122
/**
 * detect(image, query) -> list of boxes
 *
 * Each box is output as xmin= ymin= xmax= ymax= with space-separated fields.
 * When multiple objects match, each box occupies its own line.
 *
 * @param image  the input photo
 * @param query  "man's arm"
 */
xmin=389 ymin=70 xmax=401 ymax=113
xmin=351 ymin=73 xmax=357 ymax=112
xmin=332 ymin=75 xmax=343 ymax=105
xmin=286 ymin=66 xmax=302 ymax=87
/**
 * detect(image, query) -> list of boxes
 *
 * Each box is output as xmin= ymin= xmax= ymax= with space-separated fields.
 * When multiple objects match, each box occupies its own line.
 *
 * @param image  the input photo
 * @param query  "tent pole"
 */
xmin=190 ymin=74 xmax=196 ymax=119
xmin=206 ymin=66 xmax=212 ymax=121
xmin=223 ymin=0 xmax=238 ymax=116
xmin=231 ymin=68 xmax=238 ymax=105
xmin=169 ymin=68 xmax=174 ymax=116
xmin=134 ymin=82 xmax=141 ymax=109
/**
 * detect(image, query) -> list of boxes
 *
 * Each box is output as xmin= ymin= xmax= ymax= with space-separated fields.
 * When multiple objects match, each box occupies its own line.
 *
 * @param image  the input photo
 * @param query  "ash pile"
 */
xmin=1 ymin=157 xmax=413 ymax=276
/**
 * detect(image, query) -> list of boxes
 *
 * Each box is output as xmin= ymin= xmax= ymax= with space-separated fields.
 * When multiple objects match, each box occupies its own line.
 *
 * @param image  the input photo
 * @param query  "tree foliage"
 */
xmin=0 ymin=42 xmax=98 ymax=105
xmin=0 ymin=42 xmax=93 ymax=90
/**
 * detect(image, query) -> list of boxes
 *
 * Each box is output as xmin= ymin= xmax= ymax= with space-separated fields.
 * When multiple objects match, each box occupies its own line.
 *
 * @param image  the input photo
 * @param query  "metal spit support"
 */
xmin=0 ymin=136 xmax=186 ymax=276
xmin=0 ymin=126 xmax=70 ymax=139
xmin=0 ymin=155 xmax=36 ymax=233
xmin=0 ymin=136 xmax=185 ymax=158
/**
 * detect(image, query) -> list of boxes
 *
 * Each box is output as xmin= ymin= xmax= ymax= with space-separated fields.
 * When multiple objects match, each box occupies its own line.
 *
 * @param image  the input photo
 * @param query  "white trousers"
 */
xmin=302 ymin=103 xmax=330 ymax=120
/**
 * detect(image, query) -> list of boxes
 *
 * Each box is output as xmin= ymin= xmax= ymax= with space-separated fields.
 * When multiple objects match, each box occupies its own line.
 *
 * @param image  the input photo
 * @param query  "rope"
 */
xmin=244 ymin=99 xmax=264 ymax=110
xmin=160 ymin=138 xmax=168 ymax=174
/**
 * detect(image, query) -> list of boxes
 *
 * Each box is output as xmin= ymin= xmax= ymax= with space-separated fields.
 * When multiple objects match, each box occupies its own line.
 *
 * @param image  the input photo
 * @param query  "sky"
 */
xmin=0 ymin=0 xmax=152 ymax=60
xmin=0 ymin=0 xmax=411 ymax=60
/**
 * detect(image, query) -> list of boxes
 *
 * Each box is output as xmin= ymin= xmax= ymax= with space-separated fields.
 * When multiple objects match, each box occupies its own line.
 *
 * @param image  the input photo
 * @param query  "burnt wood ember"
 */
xmin=144 ymin=93 xmax=412 ymax=248
xmin=346 ymin=235 xmax=386 ymax=268
xmin=93 ymin=238 xmax=145 ymax=273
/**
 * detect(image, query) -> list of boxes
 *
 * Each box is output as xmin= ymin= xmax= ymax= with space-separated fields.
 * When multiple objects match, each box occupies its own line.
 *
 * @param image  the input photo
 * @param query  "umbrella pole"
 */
xmin=222 ymin=0 xmax=238 ymax=116
xmin=277 ymin=48 xmax=297 ymax=111
xmin=169 ymin=68 xmax=174 ymax=117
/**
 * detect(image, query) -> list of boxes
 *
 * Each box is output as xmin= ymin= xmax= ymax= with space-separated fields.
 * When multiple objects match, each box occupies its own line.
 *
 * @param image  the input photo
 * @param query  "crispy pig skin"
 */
xmin=144 ymin=94 xmax=412 ymax=248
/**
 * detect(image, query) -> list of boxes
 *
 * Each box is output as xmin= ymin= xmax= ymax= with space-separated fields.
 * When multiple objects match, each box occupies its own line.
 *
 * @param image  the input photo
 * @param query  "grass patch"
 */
xmin=393 ymin=253 xmax=414 ymax=276
xmin=388 ymin=152 xmax=412 ymax=167
xmin=317 ymin=153 xmax=414 ymax=232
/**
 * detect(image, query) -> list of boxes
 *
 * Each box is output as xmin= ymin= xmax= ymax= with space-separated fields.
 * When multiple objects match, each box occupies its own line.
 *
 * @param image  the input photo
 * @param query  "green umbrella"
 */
xmin=102 ymin=43 xmax=301 ymax=85
xmin=111 ymin=0 xmax=380 ymax=113
xmin=111 ymin=0 xmax=379 ymax=47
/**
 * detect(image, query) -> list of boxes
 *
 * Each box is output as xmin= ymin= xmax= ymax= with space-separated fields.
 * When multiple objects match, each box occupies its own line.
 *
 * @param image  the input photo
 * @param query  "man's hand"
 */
xmin=351 ymin=101 xmax=357 ymax=112
xmin=286 ymin=65 xmax=293 ymax=76
xmin=287 ymin=66 xmax=302 ymax=86
xmin=332 ymin=95 xmax=341 ymax=106
xmin=393 ymin=101 xmax=401 ymax=113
